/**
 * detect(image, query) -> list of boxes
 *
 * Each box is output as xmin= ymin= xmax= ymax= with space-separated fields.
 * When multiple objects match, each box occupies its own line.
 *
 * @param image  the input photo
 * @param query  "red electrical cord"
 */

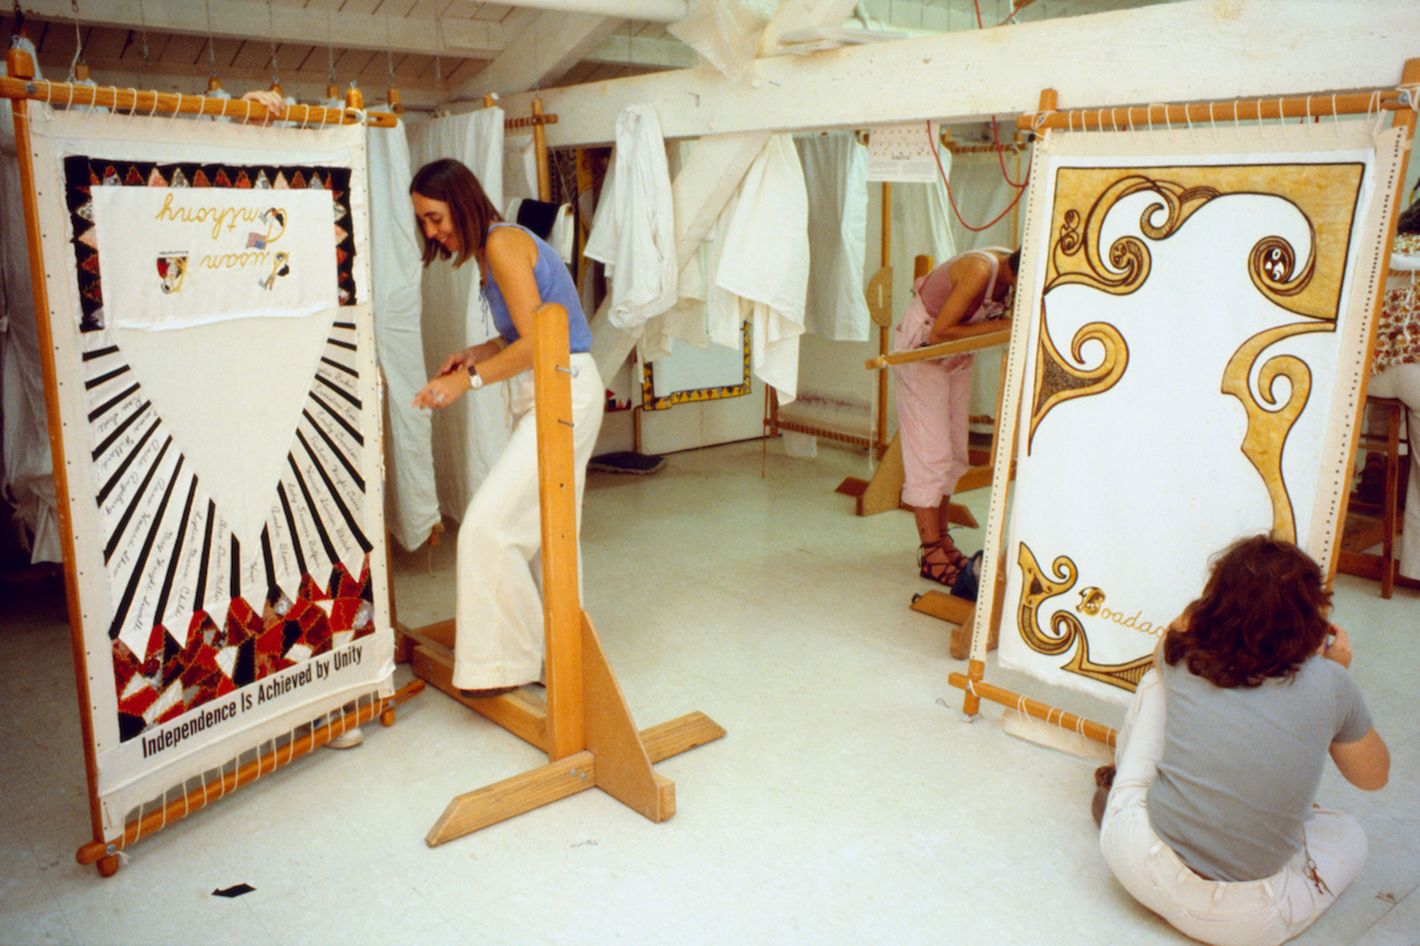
xmin=930 ymin=121 xmax=1030 ymax=233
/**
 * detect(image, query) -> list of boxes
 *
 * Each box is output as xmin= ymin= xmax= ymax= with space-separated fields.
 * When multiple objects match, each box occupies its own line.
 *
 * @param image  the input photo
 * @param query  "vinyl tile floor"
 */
xmin=2 ymin=439 xmax=1418 ymax=945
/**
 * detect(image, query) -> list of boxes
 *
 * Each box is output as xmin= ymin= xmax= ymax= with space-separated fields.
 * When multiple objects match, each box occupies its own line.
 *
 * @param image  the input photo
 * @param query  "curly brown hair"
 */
xmin=1163 ymin=535 xmax=1331 ymax=688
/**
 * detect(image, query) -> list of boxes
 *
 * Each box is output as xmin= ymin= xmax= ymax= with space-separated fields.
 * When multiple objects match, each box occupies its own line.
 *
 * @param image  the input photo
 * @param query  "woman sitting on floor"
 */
xmin=1098 ymin=535 xmax=1389 ymax=946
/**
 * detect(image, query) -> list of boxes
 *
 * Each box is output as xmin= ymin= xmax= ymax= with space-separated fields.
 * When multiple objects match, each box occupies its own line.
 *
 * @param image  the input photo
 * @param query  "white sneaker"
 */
xmin=325 ymin=726 xmax=364 ymax=749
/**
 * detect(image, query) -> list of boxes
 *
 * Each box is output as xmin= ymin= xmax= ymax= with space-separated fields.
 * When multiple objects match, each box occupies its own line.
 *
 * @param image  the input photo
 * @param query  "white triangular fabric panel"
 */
xmin=503 ymin=133 xmax=537 ymax=201
xmin=367 ymin=120 xmax=438 ymax=551
xmin=710 ymin=135 xmax=809 ymax=405
xmin=584 ymin=104 xmax=677 ymax=333
xmin=407 ymin=110 xmax=509 ymax=521
xmin=796 ymin=134 xmax=870 ymax=341
xmin=0 ymin=42 xmax=60 ymax=563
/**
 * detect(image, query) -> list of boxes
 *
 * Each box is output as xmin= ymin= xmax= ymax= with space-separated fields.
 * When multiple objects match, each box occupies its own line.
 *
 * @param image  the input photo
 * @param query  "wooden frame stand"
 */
xmin=949 ymin=67 xmax=1420 ymax=748
xmin=406 ymin=304 xmax=724 ymax=847
xmin=1 ymin=50 xmax=415 ymax=876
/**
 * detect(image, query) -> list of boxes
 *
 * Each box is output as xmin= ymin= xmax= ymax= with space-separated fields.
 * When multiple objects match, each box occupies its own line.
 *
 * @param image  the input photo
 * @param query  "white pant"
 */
xmin=1366 ymin=363 xmax=1420 ymax=579
xmin=453 ymin=353 xmax=604 ymax=689
xmin=1099 ymin=669 xmax=1367 ymax=946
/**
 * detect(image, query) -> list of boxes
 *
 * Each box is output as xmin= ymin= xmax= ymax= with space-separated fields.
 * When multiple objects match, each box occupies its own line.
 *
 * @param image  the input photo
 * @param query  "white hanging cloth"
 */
xmin=943 ymin=149 xmax=1020 ymax=255
xmin=584 ymin=104 xmax=677 ymax=333
xmin=709 ymin=134 xmax=810 ymax=405
xmin=891 ymin=143 xmax=955 ymax=291
xmin=0 ymin=40 xmax=60 ymax=564
xmin=367 ymin=118 xmax=439 ymax=551
xmin=407 ymin=110 xmax=508 ymax=522
xmin=796 ymin=134 xmax=870 ymax=341
xmin=503 ymin=132 xmax=538 ymax=201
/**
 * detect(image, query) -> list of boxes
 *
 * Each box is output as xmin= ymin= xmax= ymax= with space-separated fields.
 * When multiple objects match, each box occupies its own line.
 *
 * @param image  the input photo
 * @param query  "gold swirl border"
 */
xmin=1015 ymin=541 xmax=1155 ymax=693
xmin=1219 ymin=320 xmax=1334 ymax=541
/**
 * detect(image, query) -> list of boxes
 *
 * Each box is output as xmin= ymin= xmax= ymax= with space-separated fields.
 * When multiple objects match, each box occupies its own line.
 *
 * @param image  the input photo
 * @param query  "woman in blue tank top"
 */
xmin=410 ymin=159 xmax=604 ymax=692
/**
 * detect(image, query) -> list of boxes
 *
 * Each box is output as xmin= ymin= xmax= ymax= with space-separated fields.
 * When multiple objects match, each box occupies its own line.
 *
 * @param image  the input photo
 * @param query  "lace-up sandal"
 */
xmin=918 ymin=539 xmax=968 ymax=586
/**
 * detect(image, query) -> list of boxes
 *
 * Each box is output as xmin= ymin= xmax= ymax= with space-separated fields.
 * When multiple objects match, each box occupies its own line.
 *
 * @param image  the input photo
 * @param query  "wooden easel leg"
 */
xmin=581 ymin=612 xmax=674 ymax=822
xmin=427 ymin=751 xmax=598 ymax=845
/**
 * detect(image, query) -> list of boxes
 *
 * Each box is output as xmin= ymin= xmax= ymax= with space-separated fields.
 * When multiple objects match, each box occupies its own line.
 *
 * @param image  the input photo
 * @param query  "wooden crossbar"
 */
xmin=76 ymin=681 xmax=425 ymax=876
xmin=0 ymin=74 xmax=397 ymax=127
xmin=1018 ymin=86 xmax=1417 ymax=133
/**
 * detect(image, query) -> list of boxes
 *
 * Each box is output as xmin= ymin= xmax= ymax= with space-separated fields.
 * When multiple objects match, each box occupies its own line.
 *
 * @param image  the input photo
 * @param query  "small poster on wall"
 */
xmin=867 ymin=121 xmax=940 ymax=183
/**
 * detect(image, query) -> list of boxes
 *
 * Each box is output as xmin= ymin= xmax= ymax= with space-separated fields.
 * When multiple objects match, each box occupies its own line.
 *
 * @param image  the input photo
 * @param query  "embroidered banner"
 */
xmin=91 ymin=184 xmax=339 ymax=330
xmin=28 ymin=107 xmax=392 ymax=837
xmin=984 ymin=120 xmax=1406 ymax=704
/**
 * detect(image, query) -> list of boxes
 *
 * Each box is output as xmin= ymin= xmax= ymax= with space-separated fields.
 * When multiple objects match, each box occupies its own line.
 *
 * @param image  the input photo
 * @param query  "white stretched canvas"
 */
xmin=981 ymin=119 xmax=1406 ymax=703
xmin=26 ymin=107 xmax=394 ymax=837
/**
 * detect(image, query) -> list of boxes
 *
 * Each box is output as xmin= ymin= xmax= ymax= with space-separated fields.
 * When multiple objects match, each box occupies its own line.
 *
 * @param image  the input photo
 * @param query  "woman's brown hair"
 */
xmin=409 ymin=158 xmax=502 ymax=269
xmin=1163 ymin=535 xmax=1331 ymax=688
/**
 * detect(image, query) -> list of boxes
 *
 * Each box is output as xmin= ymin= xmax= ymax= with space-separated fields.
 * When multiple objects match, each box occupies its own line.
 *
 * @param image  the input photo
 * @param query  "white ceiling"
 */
xmin=3 ymin=0 xmax=1175 ymax=112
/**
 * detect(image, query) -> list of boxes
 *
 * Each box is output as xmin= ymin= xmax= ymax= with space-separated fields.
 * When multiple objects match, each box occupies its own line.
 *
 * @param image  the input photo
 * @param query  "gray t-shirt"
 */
xmin=1146 ymin=654 xmax=1372 ymax=882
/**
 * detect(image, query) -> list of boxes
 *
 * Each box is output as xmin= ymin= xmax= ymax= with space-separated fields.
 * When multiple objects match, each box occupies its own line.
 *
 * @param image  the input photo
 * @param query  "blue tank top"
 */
xmin=482 ymin=223 xmax=592 ymax=353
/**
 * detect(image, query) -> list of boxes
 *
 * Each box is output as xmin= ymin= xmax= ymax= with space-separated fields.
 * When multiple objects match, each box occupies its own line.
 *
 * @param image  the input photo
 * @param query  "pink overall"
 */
xmin=891 ymin=251 xmax=1006 ymax=509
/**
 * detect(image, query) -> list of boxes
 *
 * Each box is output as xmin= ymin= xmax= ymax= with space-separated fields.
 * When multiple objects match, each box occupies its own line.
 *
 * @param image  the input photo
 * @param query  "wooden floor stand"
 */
xmin=835 ymin=434 xmax=984 ymax=523
xmin=420 ymin=304 xmax=725 ymax=849
xmin=908 ymin=591 xmax=999 ymax=659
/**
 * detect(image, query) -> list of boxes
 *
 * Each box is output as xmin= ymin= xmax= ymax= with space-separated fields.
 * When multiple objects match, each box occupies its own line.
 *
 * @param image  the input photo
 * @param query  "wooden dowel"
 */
xmin=5 ymin=44 xmax=108 ymax=866
xmin=532 ymin=98 xmax=552 ymax=202
xmin=1326 ymin=56 xmax=1420 ymax=588
xmin=0 ymin=75 xmax=397 ymax=127
xmin=772 ymin=417 xmax=874 ymax=451
xmin=75 ymin=680 xmax=424 ymax=866
xmin=505 ymin=113 xmax=560 ymax=130
xmin=866 ymin=326 xmax=1012 ymax=370
xmin=1019 ymin=87 xmax=1411 ymax=132
xmin=947 ymin=671 xmax=1117 ymax=747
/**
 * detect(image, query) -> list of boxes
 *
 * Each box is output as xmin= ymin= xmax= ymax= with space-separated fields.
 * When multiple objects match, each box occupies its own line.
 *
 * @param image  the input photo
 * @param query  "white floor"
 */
xmin=2 ymin=439 xmax=1418 ymax=946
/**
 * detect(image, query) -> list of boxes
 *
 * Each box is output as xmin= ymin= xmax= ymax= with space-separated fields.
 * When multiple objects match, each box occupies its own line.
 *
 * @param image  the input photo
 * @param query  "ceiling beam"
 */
xmin=481 ymin=0 xmax=688 ymax=21
xmin=455 ymin=11 xmax=623 ymax=98
xmin=18 ymin=0 xmax=505 ymax=58
xmin=501 ymin=0 xmax=1418 ymax=148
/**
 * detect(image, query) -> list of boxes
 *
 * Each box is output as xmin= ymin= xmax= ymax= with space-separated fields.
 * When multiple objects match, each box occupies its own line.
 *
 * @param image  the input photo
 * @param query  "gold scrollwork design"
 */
xmin=1028 ymin=315 xmax=1128 ymax=453
xmin=1046 ymin=176 xmax=1220 ymax=296
xmin=1016 ymin=541 xmax=1155 ymax=693
xmin=1220 ymin=319 xmax=1334 ymax=542
xmin=1248 ymin=232 xmax=1317 ymax=306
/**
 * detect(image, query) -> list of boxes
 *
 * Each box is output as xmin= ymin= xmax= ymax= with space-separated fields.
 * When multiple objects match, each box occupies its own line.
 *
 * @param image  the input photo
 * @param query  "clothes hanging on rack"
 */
xmin=584 ymin=104 xmax=677 ymax=334
xmin=505 ymin=197 xmax=575 ymax=263
xmin=710 ymin=134 xmax=810 ymax=405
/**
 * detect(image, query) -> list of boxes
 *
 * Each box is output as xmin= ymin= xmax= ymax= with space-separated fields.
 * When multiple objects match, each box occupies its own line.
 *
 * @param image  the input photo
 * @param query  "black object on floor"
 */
xmin=212 ymin=884 xmax=255 ymax=898
xmin=588 ymin=451 xmax=666 ymax=475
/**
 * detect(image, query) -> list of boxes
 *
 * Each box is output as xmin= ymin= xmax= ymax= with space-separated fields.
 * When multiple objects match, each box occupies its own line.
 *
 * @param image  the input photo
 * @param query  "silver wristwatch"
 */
xmin=467 ymin=364 xmax=484 ymax=391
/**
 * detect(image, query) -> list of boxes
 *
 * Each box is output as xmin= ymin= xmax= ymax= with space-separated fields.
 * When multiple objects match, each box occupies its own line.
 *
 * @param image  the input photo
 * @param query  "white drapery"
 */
xmin=0 ymin=41 xmax=60 ymax=563
xmin=407 ymin=110 xmax=507 ymax=522
xmin=796 ymin=134 xmax=870 ymax=342
xmin=367 ymin=119 xmax=439 ymax=551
